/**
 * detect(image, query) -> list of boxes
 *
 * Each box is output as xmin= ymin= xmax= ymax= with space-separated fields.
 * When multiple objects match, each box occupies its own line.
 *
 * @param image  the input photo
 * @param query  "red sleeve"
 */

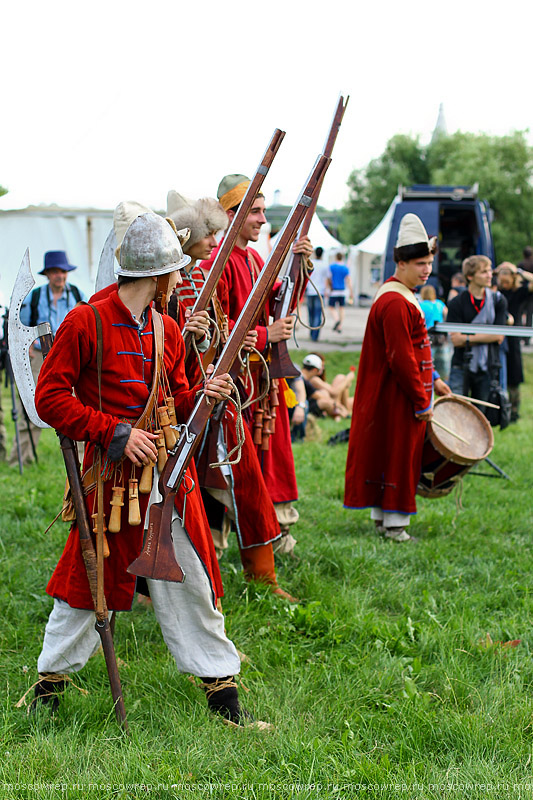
xmin=380 ymin=299 xmax=430 ymax=412
xmin=35 ymin=308 xmax=122 ymax=450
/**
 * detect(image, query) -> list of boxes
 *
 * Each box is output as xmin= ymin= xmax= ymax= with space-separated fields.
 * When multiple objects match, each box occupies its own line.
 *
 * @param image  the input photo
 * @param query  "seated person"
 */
xmin=300 ymin=353 xmax=354 ymax=420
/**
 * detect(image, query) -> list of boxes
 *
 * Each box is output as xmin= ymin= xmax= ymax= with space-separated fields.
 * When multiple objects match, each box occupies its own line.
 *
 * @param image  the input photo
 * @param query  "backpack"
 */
xmin=29 ymin=284 xmax=82 ymax=327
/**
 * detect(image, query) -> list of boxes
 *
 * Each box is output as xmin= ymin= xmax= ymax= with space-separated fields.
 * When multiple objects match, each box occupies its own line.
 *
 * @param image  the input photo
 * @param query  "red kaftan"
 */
xmin=35 ymin=289 xmax=223 ymax=610
xmin=172 ymin=269 xmax=281 ymax=548
xmin=201 ymin=243 xmax=298 ymax=504
xmin=344 ymin=278 xmax=434 ymax=515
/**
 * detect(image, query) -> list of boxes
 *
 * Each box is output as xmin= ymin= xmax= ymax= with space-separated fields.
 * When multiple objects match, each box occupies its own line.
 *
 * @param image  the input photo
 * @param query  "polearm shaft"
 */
xmin=128 ymin=154 xmax=331 ymax=582
xmin=38 ymin=328 xmax=128 ymax=731
xmin=182 ymin=128 xmax=285 ymax=358
xmin=269 ymin=94 xmax=349 ymax=379
xmin=434 ymin=322 xmax=533 ymax=338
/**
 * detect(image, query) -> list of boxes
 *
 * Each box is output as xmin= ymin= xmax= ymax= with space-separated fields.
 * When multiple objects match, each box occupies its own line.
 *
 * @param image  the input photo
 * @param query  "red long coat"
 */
xmin=172 ymin=271 xmax=281 ymax=548
xmin=201 ymin=243 xmax=298 ymax=504
xmin=35 ymin=289 xmax=223 ymax=610
xmin=344 ymin=279 xmax=433 ymax=515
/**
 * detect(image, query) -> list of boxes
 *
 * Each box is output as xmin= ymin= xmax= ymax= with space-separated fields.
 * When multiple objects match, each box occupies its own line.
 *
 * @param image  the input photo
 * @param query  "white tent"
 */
xmin=0 ymin=205 xmax=114 ymax=308
xmin=260 ymin=211 xmax=342 ymax=261
xmin=348 ymin=197 xmax=398 ymax=304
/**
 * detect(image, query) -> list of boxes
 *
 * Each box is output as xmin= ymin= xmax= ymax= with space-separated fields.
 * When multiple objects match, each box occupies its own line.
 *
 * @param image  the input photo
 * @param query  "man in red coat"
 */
xmin=33 ymin=208 xmax=263 ymax=726
xmin=201 ymin=174 xmax=312 ymax=556
xmin=344 ymin=214 xmax=450 ymax=542
xmin=166 ymin=190 xmax=297 ymax=601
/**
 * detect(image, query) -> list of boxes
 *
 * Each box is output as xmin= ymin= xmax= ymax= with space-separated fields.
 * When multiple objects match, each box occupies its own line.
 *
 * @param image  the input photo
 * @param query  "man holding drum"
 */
xmin=344 ymin=214 xmax=450 ymax=542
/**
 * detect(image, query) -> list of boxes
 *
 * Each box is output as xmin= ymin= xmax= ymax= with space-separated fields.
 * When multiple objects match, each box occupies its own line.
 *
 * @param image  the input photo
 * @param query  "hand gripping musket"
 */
xmin=182 ymin=128 xmax=286 ymax=359
xmin=128 ymin=154 xmax=331 ymax=582
xmin=269 ymin=94 xmax=349 ymax=379
xmin=9 ymin=250 xmax=128 ymax=731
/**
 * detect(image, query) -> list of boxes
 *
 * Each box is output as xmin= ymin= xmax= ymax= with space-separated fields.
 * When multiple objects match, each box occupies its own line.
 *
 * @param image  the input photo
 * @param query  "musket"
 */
xmin=128 ymin=153 xmax=331 ymax=582
xmin=9 ymin=251 xmax=128 ymax=731
xmin=269 ymin=94 xmax=349 ymax=379
xmin=182 ymin=128 xmax=286 ymax=359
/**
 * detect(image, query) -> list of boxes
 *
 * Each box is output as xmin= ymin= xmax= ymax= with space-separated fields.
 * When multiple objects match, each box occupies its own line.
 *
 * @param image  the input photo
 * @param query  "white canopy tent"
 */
xmin=347 ymin=197 xmax=398 ymax=304
xmin=0 ymin=205 xmax=115 ymax=308
xmin=260 ymin=211 xmax=343 ymax=262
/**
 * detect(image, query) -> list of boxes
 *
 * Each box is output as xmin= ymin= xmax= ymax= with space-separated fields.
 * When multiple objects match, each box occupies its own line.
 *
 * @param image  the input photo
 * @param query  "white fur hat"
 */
xmin=114 ymin=201 xmax=152 ymax=249
xmin=166 ymin=191 xmax=228 ymax=252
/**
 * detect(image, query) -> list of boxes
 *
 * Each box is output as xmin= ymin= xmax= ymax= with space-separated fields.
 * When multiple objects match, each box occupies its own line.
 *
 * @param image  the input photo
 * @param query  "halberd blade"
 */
xmin=8 ymin=249 xmax=50 ymax=428
xmin=95 ymin=228 xmax=117 ymax=293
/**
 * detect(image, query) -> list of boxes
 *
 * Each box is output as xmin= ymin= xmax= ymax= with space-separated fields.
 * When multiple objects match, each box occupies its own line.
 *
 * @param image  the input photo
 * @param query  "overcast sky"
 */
xmin=1 ymin=0 xmax=532 ymax=213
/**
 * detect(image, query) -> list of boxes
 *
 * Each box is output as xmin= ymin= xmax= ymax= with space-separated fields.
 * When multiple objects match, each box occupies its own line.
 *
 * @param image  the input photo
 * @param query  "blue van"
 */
xmin=383 ymin=184 xmax=495 ymax=298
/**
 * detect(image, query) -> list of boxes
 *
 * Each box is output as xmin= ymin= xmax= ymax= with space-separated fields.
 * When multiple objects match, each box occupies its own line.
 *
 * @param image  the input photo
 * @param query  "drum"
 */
xmin=417 ymin=396 xmax=494 ymax=498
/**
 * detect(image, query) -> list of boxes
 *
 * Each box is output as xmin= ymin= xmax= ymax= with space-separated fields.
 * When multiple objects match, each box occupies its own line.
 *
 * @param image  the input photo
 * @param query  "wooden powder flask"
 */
xmin=108 ymin=486 xmax=125 ymax=533
xmin=139 ymin=458 xmax=156 ymax=494
xmin=253 ymin=407 xmax=264 ymax=445
xmin=158 ymin=405 xmax=177 ymax=450
xmin=128 ymin=479 xmax=141 ymax=526
xmin=92 ymin=513 xmax=110 ymax=558
xmin=155 ymin=429 xmax=167 ymax=472
xmin=269 ymin=379 xmax=280 ymax=408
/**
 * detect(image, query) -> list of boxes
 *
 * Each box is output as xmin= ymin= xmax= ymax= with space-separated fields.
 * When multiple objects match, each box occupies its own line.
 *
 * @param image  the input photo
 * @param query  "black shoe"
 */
xmin=333 ymin=321 xmax=340 ymax=331
xmin=33 ymin=673 xmax=66 ymax=712
xmin=200 ymin=676 xmax=271 ymax=729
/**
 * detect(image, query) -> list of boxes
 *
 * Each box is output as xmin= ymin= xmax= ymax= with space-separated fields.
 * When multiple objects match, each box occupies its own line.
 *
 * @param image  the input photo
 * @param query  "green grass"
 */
xmin=1 ymin=354 xmax=533 ymax=799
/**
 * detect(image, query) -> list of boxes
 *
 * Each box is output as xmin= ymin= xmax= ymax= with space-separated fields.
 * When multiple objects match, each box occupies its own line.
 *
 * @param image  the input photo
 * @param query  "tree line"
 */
xmin=340 ymin=131 xmax=533 ymax=264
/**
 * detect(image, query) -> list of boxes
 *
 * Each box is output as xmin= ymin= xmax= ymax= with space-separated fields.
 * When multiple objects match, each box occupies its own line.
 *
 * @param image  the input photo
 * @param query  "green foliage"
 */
xmin=340 ymin=135 xmax=429 ymax=245
xmin=342 ymin=130 xmax=533 ymax=263
xmin=0 ymin=184 xmax=7 ymax=198
xmin=1 ymin=354 xmax=533 ymax=799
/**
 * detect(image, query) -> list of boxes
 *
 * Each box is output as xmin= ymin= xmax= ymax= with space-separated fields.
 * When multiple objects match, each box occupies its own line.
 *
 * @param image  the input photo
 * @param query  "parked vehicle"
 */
xmin=383 ymin=184 xmax=495 ymax=298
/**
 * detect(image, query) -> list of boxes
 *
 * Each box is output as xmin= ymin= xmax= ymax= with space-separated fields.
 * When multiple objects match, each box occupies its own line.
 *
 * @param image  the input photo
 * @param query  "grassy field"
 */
xmin=1 ymin=352 xmax=533 ymax=800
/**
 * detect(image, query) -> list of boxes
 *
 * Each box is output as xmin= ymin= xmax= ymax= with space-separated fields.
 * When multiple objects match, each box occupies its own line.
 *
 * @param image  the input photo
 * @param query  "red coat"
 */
xmin=344 ymin=279 xmax=434 ymax=515
xmin=201 ymin=243 xmax=298 ymax=504
xmin=173 ymin=270 xmax=281 ymax=548
xmin=35 ymin=289 xmax=223 ymax=610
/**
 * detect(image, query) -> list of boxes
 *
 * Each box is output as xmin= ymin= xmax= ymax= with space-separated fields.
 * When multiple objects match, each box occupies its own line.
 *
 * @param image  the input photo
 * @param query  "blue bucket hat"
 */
xmin=39 ymin=250 xmax=78 ymax=275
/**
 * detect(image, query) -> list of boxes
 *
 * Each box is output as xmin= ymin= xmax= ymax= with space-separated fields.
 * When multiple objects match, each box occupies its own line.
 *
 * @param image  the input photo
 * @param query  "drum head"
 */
xmin=428 ymin=396 xmax=494 ymax=465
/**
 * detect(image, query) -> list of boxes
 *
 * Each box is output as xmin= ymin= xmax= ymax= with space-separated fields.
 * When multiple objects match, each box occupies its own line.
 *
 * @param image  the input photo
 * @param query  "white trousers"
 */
xmin=37 ymin=512 xmax=241 ymax=679
xmin=370 ymin=507 xmax=411 ymax=528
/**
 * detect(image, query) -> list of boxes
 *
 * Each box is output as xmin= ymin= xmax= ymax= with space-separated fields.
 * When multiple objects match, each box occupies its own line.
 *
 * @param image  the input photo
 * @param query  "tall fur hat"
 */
xmin=166 ymin=191 xmax=228 ymax=253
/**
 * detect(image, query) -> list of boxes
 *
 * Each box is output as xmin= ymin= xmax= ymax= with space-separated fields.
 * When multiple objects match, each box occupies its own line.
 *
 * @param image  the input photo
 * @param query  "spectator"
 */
xmin=305 ymin=246 xmax=328 ymax=342
xmin=300 ymin=353 xmax=354 ymax=420
xmin=517 ymin=246 xmax=533 ymax=329
xmin=419 ymin=284 xmax=450 ymax=379
xmin=8 ymin=251 xmax=86 ymax=466
xmin=447 ymin=271 xmax=467 ymax=303
xmin=447 ymin=255 xmax=507 ymax=401
xmin=495 ymin=261 xmax=533 ymax=421
xmin=327 ymin=252 xmax=353 ymax=334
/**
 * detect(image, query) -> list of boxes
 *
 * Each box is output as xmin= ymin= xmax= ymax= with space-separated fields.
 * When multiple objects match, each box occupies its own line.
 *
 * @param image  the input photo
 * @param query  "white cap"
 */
xmin=302 ymin=354 xmax=323 ymax=370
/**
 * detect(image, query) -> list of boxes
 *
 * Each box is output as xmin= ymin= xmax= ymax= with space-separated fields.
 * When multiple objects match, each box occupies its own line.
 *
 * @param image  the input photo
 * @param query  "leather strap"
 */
xmin=135 ymin=309 xmax=165 ymax=431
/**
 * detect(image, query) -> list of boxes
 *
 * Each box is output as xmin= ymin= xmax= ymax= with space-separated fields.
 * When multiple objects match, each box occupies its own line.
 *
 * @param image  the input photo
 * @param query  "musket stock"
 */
xmin=128 ymin=154 xmax=331 ymax=581
xmin=270 ymin=95 xmax=349 ymax=379
xmin=183 ymin=128 xmax=285 ymax=358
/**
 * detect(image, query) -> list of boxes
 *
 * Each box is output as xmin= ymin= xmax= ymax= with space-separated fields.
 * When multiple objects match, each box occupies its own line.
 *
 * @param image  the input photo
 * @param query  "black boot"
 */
xmin=33 ymin=673 xmax=66 ymax=712
xmin=200 ymin=676 xmax=253 ymax=726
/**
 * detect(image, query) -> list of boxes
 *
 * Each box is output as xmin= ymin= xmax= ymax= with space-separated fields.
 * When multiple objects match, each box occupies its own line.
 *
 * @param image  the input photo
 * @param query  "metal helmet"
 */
xmin=116 ymin=211 xmax=191 ymax=277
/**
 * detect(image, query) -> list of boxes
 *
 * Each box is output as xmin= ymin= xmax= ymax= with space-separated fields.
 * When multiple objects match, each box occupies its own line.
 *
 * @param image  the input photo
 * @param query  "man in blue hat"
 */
xmin=9 ymin=250 xmax=86 ymax=466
